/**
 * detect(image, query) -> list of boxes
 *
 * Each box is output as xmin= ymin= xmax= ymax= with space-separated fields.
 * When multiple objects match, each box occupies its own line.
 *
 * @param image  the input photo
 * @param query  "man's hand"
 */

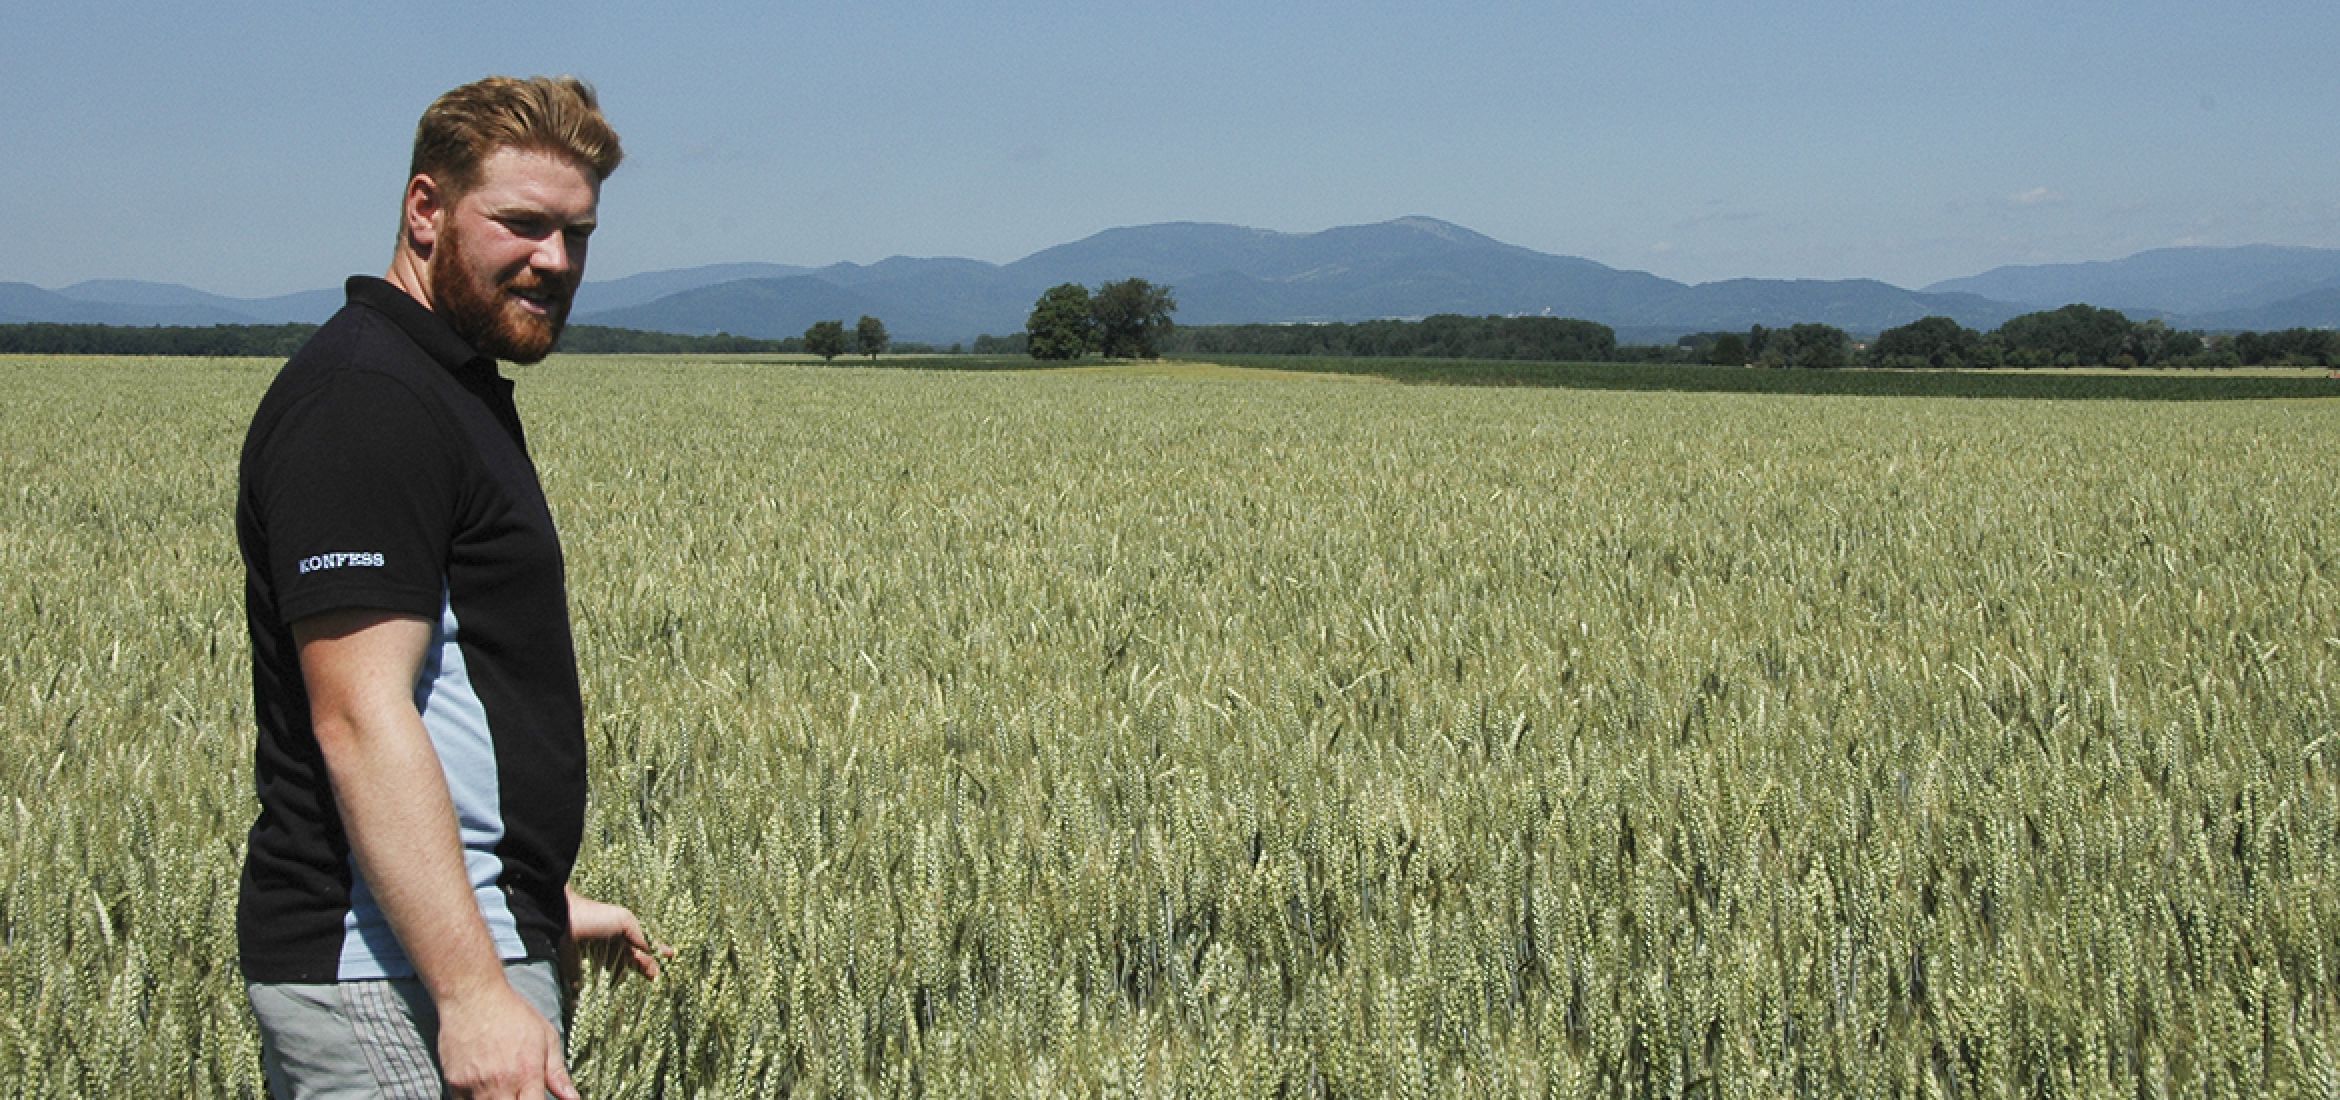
xmin=567 ymin=887 xmax=671 ymax=981
xmin=437 ymin=980 xmax=578 ymax=1100
xmin=295 ymin=609 xmax=578 ymax=1099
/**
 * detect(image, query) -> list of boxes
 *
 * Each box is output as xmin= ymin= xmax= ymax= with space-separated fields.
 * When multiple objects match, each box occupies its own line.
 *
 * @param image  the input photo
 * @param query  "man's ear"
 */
xmin=402 ymin=174 xmax=446 ymax=255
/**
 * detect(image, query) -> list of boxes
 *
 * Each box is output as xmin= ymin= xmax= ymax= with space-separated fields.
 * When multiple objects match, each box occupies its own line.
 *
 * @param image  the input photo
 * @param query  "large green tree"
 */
xmin=1870 ymin=316 xmax=1980 ymax=369
xmin=855 ymin=315 xmax=889 ymax=361
xmin=1090 ymin=278 xmax=1177 ymax=359
xmin=1755 ymin=322 xmax=1851 ymax=369
xmin=1026 ymin=283 xmax=1096 ymax=361
xmin=804 ymin=319 xmax=847 ymax=362
xmin=1996 ymin=304 xmax=2134 ymax=367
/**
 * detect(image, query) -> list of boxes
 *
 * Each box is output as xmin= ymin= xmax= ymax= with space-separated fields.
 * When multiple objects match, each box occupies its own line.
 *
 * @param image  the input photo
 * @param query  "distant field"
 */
xmin=3 ymin=354 xmax=2335 ymax=1096
xmin=812 ymin=353 xmax=2340 ymax=400
xmin=1182 ymin=355 xmax=2340 ymax=400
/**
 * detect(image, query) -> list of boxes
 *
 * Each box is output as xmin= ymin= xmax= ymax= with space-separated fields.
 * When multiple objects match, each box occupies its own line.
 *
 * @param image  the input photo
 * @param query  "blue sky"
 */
xmin=4 ymin=1 xmax=2334 ymax=297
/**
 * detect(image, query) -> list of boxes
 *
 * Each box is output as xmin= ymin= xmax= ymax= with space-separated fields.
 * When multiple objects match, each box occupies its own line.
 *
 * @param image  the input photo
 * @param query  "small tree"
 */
xmin=855 ymin=315 xmax=889 ymax=361
xmin=804 ymin=319 xmax=847 ymax=362
xmin=1091 ymin=277 xmax=1177 ymax=358
xmin=1027 ymin=283 xmax=1096 ymax=361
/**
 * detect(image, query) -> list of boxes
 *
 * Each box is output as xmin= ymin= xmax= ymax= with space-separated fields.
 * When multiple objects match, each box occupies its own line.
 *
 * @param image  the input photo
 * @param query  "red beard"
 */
xmin=431 ymin=224 xmax=571 ymax=364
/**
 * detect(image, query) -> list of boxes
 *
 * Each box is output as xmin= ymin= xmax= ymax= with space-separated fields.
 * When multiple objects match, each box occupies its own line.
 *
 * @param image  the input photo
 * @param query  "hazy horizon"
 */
xmin=7 ymin=2 xmax=2336 ymax=297
xmin=19 ymin=216 xmax=2340 ymax=305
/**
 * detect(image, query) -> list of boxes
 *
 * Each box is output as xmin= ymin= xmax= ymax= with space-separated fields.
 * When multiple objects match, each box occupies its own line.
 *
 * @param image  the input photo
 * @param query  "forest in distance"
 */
xmin=8 ymin=302 xmax=2340 ymax=370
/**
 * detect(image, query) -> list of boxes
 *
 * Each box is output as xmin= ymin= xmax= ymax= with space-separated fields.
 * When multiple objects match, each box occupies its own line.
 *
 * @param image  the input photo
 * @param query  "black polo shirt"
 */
xmin=237 ymin=276 xmax=586 ymax=983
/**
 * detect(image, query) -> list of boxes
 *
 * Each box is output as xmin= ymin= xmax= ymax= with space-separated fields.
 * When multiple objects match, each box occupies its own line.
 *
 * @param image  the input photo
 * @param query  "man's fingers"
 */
xmin=440 ymin=985 xmax=569 ymax=1099
xmin=544 ymin=1034 xmax=580 ymax=1100
xmin=630 ymin=942 xmax=663 ymax=980
xmin=621 ymin=917 xmax=673 ymax=978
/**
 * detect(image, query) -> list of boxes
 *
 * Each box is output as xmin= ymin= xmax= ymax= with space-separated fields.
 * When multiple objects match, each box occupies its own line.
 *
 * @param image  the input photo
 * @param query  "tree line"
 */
xmin=1693 ymin=306 xmax=2340 ymax=369
xmin=1849 ymin=306 xmax=2216 ymax=369
xmin=0 ymin=319 xmax=978 ymax=360
xmin=1169 ymin=314 xmax=1617 ymax=362
xmin=1173 ymin=305 xmax=2340 ymax=369
xmin=8 ymin=300 xmax=2335 ymax=368
xmin=0 ymin=323 xmax=324 ymax=357
xmin=0 ymin=322 xmax=801 ymax=357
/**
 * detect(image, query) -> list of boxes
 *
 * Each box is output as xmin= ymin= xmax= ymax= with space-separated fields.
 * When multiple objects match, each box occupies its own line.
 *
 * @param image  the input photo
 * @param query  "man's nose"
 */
xmin=533 ymin=233 xmax=574 ymax=275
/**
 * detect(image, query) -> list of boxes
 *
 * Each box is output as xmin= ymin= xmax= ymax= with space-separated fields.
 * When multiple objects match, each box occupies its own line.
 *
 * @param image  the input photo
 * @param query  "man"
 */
xmin=237 ymin=75 xmax=662 ymax=1099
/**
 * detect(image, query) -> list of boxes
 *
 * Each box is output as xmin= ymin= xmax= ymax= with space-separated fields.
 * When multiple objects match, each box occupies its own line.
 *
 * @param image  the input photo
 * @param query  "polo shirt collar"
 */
xmin=344 ymin=275 xmax=500 ymax=378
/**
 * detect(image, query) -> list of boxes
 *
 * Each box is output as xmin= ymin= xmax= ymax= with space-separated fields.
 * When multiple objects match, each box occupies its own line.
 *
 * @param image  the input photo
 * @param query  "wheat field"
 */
xmin=2 ymin=354 xmax=2335 ymax=1097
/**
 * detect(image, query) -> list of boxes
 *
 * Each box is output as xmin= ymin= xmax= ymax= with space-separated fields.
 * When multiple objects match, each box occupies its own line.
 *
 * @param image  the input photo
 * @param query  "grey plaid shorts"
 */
xmin=245 ymin=959 xmax=564 ymax=1098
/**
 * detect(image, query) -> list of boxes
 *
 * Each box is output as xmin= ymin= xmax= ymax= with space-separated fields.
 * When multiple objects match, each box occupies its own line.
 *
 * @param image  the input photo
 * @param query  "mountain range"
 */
xmin=10 ymin=218 xmax=2339 ymax=344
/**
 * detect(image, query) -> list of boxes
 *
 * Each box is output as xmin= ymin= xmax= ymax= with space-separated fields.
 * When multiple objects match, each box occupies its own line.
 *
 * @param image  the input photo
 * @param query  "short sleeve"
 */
xmin=252 ymin=371 xmax=461 ymax=627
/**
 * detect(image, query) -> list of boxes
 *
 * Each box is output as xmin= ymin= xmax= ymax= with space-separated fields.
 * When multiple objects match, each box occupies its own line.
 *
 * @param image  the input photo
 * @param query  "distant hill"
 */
xmin=584 ymin=261 xmax=1043 ymax=343
xmin=2191 ymin=285 xmax=2340 ymax=332
xmin=585 ymin=275 xmax=885 ymax=341
xmin=1925 ymin=245 xmax=2340 ymax=319
xmin=571 ymin=263 xmax=811 ymax=314
xmin=1 ymin=282 xmax=94 ymax=324
xmin=576 ymin=217 xmax=2027 ymax=342
xmin=9 ymin=279 xmax=342 ymax=326
xmin=2 ymin=280 xmax=255 ymax=326
xmin=19 ymin=222 xmax=2340 ymax=343
xmin=57 ymin=279 xmax=250 ymax=309
xmin=1103 ymin=217 xmax=1690 ymax=324
xmin=1634 ymin=278 xmax=2025 ymax=333
xmin=56 ymin=279 xmax=343 ymax=324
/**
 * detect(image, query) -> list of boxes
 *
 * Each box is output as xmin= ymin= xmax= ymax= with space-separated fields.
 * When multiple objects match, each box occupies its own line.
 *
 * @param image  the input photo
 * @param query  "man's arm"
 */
xmin=295 ymin=608 xmax=577 ymax=1100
